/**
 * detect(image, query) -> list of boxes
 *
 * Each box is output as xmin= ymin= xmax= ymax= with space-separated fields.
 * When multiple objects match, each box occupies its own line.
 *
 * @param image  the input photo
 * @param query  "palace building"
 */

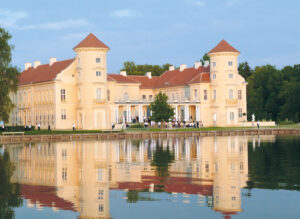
xmin=8 ymin=33 xmax=247 ymax=130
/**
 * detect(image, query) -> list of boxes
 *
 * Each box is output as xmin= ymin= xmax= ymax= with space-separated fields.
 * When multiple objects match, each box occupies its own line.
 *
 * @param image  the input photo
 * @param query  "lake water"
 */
xmin=0 ymin=135 xmax=300 ymax=219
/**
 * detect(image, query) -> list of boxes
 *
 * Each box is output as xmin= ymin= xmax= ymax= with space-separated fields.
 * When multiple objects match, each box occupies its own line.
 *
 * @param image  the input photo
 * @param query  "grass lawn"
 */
xmin=126 ymin=124 xmax=300 ymax=132
xmin=0 ymin=125 xmax=298 ymax=135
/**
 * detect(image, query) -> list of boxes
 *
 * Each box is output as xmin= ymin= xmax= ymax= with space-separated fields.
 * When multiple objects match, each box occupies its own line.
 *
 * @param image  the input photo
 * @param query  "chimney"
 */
xmin=33 ymin=61 xmax=41 ymax=68
xmin=49 ymin=57 xmax=57 ymax=66
xmin=169 ymin=65 xmax=175 ymax=71
xmin=204 ymin=60 xmax=209 ymax=67
xmin=24 ymin=62 xmax=32 ymax=71
xmin=120 ymin=70 xmax=127 ymax=76
xmin=145 ymin=72 xmax=152 ymax=79
xmin=194 ymin=61 xmax=202 ymax=69
xmin=180 ymin=64 xmax=187 ymax=72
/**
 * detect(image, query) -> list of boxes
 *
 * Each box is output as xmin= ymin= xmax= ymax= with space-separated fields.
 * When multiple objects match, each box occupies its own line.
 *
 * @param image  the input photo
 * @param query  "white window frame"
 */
xmin=238 ymin=108 xmax=243 ymax=118
xmin=96 ymin=88 xmax=101 ymax=100
xmin=96 ymin=71 xmax=101 ymax=76
xmin=204 ymin=89 xmax=208 ymax=101
xmin=229 ymin=89 xmax=234 ymax=99
xmin=229 ymin=73 xmax=233 ymax=78
xmin=96 ymin=58 xmax=101 ymax=63
xmin=228 ymin=61 xmax=233 ymax=66
xmin=230 ymin=112 xmax=234 ymax=121
xmin=61 ymin=89 xmax=66 ymax=102
xmin=61 ymin=109 xmax=66 ymax=120
xmin=212 ymin=74 xmax=216 ymax=79
xmin=238 ymin=90 xmax=242 ymax=100
xmin=213 ymin=90 xmax=216 ymax=100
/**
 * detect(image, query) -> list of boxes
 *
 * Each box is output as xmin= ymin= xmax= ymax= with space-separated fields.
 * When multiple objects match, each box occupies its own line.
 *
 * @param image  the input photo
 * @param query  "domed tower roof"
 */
xmin=208 ymin=39 xmax=239 ymax=54
xmin=73 ymin=33 xmax=109 ymax=50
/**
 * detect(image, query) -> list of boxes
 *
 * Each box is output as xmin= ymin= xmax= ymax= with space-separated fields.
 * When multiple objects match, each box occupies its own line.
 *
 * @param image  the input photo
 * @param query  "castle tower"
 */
xmin=208 ymin=40 xmax=246 ymax=126
xmin=73 ymin=33 xmax=110 ymax=129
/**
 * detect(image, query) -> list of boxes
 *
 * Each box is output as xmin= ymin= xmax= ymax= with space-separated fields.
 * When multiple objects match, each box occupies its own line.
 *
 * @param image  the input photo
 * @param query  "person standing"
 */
xmin=112 ymin=122 xmax=115 ymax=130
xmin=37 ymin=123 xmax=40 ymax=131
xmin=257 ymin=121 xmax=260 ymax=129
xmin=73 ymin=123 xmax=76 ymax=131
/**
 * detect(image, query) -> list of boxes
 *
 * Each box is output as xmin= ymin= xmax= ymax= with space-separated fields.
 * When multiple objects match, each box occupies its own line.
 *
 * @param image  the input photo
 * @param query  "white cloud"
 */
xmin=58 ymin=32 xmax=89 ymax=40
xmin=19 ymin=19 xmax=90 ymax=30
xmin=195 ymin=1 xmax=206 ymax=7
xmin=109 ymin=9 xmax=141 ymax=18
xmin=0 ymin=8 xmax=28 ymax=27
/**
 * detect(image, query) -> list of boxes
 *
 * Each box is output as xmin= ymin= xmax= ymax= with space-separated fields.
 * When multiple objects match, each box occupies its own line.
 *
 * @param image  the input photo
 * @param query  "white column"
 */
xmin=174 ymin=105 xmax=178 ymax=121
xmin=184 ymin=105 xmax=189 ymax=121
xmin=196 ymin=105 xmax=200 ymax=121
xmin=116 ymin=106 xmax=119 ymax=123
xmin=139 ymin=105 xmax=143 ymax=122
xmin=126 ymin=105 xmax=131 ymax=122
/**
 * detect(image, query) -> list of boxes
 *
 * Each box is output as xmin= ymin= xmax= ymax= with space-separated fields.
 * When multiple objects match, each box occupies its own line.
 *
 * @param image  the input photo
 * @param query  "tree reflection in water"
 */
xmin=151 ymin=144 xmax=175 ymax=178
xmin=0 ymin=145 xmax=22 ymax=219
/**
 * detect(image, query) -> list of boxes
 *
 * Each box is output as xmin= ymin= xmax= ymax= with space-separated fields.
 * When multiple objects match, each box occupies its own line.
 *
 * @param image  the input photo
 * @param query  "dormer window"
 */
xmin=228 ymin=61 xmax=233 ymax=66
xmin=96 ymin=58 xmax=101 ymax=63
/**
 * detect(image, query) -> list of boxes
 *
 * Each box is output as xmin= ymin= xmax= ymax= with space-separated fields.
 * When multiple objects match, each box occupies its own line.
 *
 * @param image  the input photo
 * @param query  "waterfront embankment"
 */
xmin=0 ymin=128 xmax=299 ymax=143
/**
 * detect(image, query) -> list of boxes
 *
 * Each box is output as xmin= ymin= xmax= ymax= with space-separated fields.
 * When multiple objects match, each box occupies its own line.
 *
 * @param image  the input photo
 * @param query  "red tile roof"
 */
xmin=20 ymin=184 xmax=76 ymax=212
xmin=73 ymin=33 xmax=109 ymax=50
xmin=18 ymin=59 xmax=74 ymax=86
xmin=154 ymin=66 xmax=210 ymax=88
xmin=208 ymin=39 xmax=239 ymax=54
xmin=127 ymin=75 xmax=159 ymax=89
xmin=107 ymin=74 xmax=140 ymax=84
xmin=113 ymin=175 xmax=213 ymax=196
xmin=108 ymin=66 xmax=210 ymax=88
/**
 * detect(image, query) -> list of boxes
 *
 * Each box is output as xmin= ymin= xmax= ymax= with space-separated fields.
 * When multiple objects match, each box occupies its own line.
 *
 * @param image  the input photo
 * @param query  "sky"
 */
xmin=1 ymin=0 xmax=299 ymax=73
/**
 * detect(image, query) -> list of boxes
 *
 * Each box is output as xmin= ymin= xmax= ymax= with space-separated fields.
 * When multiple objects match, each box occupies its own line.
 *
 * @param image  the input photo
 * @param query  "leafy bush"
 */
xmin=129 ymin=123 xmax=144 ymax=128
xmin=0 ymin=126 xmax=35 ymax=132
xmin=277 ymin=120 xmax=295 ymax=125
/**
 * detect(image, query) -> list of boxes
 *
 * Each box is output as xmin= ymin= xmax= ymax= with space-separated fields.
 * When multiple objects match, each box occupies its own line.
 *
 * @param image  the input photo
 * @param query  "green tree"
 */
xmin=121 ymin=61 xmax=172 ymax=76
xmin=278 ymin=65 xmax=300 ymax=122
xmin=149 ymin=92 xmax=174 ymax=122
xmin=238 ymin=62 xmax=252 ymax=80
xmin=0 ymin=28 xmax=20 ymax=122
xmin=200 ymin=53 xmax=210 ymax=65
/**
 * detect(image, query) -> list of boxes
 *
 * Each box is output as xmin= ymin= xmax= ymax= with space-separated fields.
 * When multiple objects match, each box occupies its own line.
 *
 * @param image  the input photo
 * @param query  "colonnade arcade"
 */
xmin=115 ymin=103 xmax=201 ymax=123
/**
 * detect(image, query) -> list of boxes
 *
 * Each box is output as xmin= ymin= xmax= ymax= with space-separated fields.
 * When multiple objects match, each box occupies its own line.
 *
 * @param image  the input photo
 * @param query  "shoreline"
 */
xmin=0 ymin=128 xmax=299 ymax=144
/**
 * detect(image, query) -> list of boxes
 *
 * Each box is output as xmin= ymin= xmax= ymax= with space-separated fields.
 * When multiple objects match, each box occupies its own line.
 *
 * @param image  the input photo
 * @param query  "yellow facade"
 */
xmin=8 ymin=34 xmax=248 ymax=130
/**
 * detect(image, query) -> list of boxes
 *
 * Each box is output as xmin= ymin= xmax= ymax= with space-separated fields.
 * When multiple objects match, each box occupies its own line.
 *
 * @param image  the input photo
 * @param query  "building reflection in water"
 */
xmin=5 ymin=135 xmax=272 ymax=218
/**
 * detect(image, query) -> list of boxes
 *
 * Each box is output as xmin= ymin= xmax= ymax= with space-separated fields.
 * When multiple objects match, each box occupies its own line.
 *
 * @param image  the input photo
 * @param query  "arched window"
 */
xmin=124 ymin=92 xmax=129 ymax=100
xmin=229 ymin=89 xmax=233 ymax=99
xmin=96 ymin=88 xmax=101 ymax=100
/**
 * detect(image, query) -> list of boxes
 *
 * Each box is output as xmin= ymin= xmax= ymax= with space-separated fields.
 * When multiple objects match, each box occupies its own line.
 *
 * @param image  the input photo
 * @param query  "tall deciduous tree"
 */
xmin=121 ymin=61 xmax=172 ymax=76
xmin=0 ymin=28 xmax=19 ymax=122
xmin=149 ymin=92 xmax=174 ymax=122
xmin=200 ymin=53 xmax=210 ymax=65
xmin=238 ymin=62 xmax=252 ymax=80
